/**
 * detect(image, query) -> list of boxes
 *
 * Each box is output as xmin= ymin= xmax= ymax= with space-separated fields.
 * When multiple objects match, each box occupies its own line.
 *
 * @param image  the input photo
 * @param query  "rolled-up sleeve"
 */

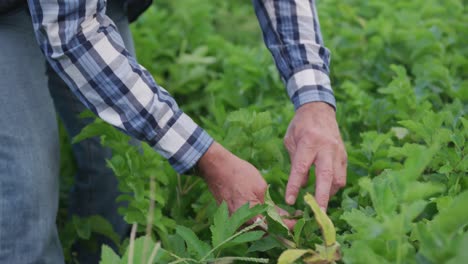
xmin=27 ymin=0 xmax=213 ymax=173
xmin=253 ymin=0 xmax=336 ymax=110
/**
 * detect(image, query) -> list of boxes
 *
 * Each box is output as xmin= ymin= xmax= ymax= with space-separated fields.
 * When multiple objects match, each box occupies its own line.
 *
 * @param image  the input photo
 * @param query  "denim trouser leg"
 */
xmin=1 ymin=1 xmax=136 ymax=263
xmin=47 ymin=1 xmax=135 ymax=263
xmin=0 ymin=8 xmax=63 ymax=264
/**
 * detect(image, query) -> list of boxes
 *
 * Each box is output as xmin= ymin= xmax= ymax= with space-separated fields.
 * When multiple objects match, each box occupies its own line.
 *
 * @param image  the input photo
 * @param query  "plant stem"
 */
xmin=143 ymin=176 xmax=156 ymax=264
xmin=129 ymin=223 xmax=138 ymax=264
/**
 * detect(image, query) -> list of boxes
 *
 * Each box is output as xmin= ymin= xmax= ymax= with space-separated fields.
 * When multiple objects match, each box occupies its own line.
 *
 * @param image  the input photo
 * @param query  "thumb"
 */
xmin=286 ymin=145 xmax=316 ymax=205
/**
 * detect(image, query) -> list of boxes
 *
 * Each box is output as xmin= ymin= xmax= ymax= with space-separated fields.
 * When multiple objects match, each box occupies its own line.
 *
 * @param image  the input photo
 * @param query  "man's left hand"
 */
xmin=283 ymin=102 xmax=347 ymax=211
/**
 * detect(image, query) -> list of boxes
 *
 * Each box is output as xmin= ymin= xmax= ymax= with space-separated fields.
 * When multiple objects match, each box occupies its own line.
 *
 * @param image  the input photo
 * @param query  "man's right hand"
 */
xmin=197 ymin=142 xmax=295 ymax=229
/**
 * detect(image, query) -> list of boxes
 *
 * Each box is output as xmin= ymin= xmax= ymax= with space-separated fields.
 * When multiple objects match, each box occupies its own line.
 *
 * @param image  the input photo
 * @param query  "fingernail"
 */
xmin=286 ymin=195 xmax=295 ymax=204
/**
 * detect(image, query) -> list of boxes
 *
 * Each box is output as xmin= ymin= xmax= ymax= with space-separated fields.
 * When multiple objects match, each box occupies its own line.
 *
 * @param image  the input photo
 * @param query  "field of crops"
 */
xmin=57 ymin=0 xmax=467 ymax=263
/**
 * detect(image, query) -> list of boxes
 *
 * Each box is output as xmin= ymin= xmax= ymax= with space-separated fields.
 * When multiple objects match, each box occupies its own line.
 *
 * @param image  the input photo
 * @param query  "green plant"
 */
xmin=56 ymin=0 xmax=468 ymax=263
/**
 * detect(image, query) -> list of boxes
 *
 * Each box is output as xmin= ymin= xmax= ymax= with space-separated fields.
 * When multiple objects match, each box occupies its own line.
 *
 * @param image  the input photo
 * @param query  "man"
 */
xmin=0 ymin=0 xmax=347 ymax=263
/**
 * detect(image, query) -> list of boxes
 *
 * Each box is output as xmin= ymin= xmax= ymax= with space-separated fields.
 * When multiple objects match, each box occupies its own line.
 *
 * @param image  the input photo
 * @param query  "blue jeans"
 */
xmin=0 ymin=2 xmax=134 ymax=263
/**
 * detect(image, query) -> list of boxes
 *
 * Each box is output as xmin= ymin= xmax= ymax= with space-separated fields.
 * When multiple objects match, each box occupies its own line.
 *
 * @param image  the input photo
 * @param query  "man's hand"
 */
xmin=197 ymin=142 xmax=296 ymax=229
xmin=284 ymin=102 xmax=347 ymax=211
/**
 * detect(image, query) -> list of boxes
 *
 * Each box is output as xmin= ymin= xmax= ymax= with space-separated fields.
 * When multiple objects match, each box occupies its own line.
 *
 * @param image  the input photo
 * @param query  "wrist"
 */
xmin=196 ymin=141 xmax=228 ymax=179
xmin=296 ymin=101 xmax=336 ymax=115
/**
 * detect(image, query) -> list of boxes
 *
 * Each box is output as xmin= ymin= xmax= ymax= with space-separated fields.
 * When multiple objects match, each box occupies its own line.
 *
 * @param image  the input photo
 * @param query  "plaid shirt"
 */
xmin=27 ymin=0 xmax=334 ymax=173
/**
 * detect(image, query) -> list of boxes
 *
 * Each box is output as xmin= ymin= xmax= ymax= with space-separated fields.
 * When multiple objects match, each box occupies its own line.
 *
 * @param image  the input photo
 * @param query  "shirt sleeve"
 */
xmin=252 ymin=0 xmax=336 ymax=110
xmin=27 ymin=0 xmax=213 ymax=174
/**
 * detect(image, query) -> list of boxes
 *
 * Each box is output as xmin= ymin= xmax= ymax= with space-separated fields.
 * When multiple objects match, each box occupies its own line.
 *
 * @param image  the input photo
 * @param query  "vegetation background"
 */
xmin=56 ymin=0 xmax=468 ymax=263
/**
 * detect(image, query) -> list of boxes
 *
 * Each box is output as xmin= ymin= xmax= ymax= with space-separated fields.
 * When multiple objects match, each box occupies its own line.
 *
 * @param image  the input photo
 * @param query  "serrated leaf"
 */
xmin=304 ymin=193 xmax=336 ymax=246
xmin=248 ymin=236 xmax=282 ymax=253
xmin=176 ymin=225 xmax=211 ymax=259
xmin=252 ymin=111 xmax=272 ymax=131
xmin=72 ymin=121 xmax=110 ymax=143
xmin=225 ymin=231 xmax=265 ymax=246
xmin=341 ymin=209 xmax=383 ymax=239
xmin=226 ymin=109 xmax=253 ymax=126
xmin=210 ymin=202 xmax=266 ymax=249
xmin=431 ymin=190 xmax=468 ymax=236
xmin=403 ymin=182 xmax=445 ymax=202
xmin=210 ymin=202 xmax=229 ymax=247
xmin=342 ymin=240 xmax=392 ymax=264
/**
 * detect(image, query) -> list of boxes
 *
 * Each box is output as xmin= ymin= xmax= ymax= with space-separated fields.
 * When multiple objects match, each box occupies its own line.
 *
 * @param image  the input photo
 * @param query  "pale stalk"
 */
xmin=128 ymin=223 xmax=138 ymax=264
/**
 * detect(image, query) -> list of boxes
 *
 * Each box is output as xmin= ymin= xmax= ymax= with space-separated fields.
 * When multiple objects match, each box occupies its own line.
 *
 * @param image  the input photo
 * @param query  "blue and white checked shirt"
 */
xmin=27 ymin=0 xmax=335 ymax=173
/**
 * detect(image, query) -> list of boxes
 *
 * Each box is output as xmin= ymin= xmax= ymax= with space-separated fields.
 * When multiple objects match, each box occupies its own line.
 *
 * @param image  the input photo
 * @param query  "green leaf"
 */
xmin=342 ymin=240 xmax=392 ymax=264
xmin=304 ymin=193 xmax=336 ymax=246
xmin=264 ymin=188 xmax=290 ymax=234
xmin=176 ymin=225 xmax=211 ymax=259
xmin=341 ymin=209 xmax=383 ymax=239
xmin=252 ymin=111 xmax=272 ymax=131
xmin=88 ymin=215 xmax=121 ymax=247
xmin=72 ymin=121 xmax=111 ymax=143
xmin=207 ymin=256 xmax=269 ymax=263
xmin=447 ymin=233 xmax=468 ymax=264
xmin=99 ymin=245 xmax=121 ymax=264
xmin=210 ymin=202 xmax=266 ymax=249
xmin=402 ymin=182 xmax=445 ymax=203
xmin=360 ymin=175 xmax=398 ymax=217
xmin=72 ymin=216 xmax=91 ymax=239
xmin=248 ymin=236 xmax=282 ymax=253
xmin=278 ymin=249 xmax=313 ymax=264
xmin=431 ymin=190 xmax=468 ymax=235
xmin=225 ymin=231 xmax=265 ymax=246
xmin=121 ymin=236 xmax=157 ymax=264
xmin=293 ymin=218 xmax=306 ymax=246
xmin=210 ymin=202 xmax=229 ymax=247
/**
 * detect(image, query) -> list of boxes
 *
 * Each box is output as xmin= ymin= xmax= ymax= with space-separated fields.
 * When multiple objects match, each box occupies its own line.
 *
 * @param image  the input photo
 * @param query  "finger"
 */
xmin=277 ymin=207 xmax=297 ymax=230
xmin=336 ymin=153 xmax=348 ymax=189
xmin=314 ymin=152 xmax=334 ymax=211
xmin=286 ymin=145 xmax=317 ymax=205
xmin=330 ymin=152 xmax=347 ymax=199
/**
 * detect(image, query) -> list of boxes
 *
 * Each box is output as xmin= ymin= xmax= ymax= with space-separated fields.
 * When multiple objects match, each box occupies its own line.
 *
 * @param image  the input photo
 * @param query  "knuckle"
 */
xmin=328 ymin=138 xmax=340 ymax=149
xmin=335 ymin=178 xmax=347 ymax=188
xmin=284 ymin=137 xmax=295 ymax=151
xmin=288 ymin=183 xmax=301 ymax=192
xmin=342 ymin=156 xmax=348 ymax=167
xmin=258 ymin=180 xmax=268 ymax=191
xmin=293 ymin=161 xmax=310 ymax=174
xmin=304 ymin=129 xmax=321 ymax=139
xmin=342 ymin=151 xmax=348 ymax=160
xmin=302 ymin=133 xmax=319 ymax=145
xmin=317 ymin=168 xmax=334 ymax=178
xmin=315 ymin=192 xmax=329 ymax=204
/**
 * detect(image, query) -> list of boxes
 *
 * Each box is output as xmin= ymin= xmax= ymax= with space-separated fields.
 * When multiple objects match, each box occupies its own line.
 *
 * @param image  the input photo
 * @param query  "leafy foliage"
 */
xmin=56 ymin=0 xmax=468 ymax=263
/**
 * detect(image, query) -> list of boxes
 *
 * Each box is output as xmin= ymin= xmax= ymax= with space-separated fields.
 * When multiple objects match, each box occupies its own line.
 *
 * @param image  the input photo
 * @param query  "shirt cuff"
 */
xmin=152 ymin=111 xmax=214 ymax=174
xmin=286 ymin=67 xmax=336 ymax=111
